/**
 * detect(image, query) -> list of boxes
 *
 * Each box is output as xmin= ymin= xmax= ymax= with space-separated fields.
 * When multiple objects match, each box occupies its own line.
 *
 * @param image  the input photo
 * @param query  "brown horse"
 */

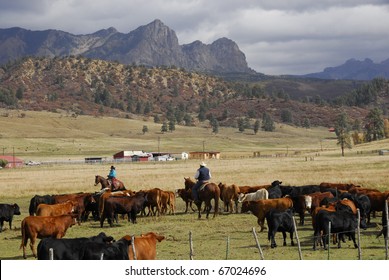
xmin=94 ymin=175 xmax=126 ymax=191
xmin=184 ymin=177 xmax=220 ymax=219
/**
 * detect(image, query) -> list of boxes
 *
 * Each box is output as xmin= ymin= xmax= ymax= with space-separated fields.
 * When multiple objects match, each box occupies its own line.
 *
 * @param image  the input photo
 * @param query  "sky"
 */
xmin=0 ymin=0 xmax=389 ymax=75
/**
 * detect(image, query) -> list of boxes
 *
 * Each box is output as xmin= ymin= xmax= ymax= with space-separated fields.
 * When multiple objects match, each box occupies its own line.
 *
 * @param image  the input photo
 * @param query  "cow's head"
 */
xmin=13 ymin=204 xmax=21 ymax=215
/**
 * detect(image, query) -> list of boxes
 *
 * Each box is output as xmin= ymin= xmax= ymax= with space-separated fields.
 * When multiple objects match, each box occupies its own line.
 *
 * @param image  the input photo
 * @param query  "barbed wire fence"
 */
xmin=187 ymin=202 xmax=389 ymax=260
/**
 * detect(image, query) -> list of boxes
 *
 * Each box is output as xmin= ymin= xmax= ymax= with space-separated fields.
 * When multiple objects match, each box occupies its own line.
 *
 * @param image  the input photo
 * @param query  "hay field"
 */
xmin=0 ymin=110 xmax=389 ymax=260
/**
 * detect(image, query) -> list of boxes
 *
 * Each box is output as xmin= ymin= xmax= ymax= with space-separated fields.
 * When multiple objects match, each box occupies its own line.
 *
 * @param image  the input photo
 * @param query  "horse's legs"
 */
xmin=197 ymin=202 xmax=202 ymax=219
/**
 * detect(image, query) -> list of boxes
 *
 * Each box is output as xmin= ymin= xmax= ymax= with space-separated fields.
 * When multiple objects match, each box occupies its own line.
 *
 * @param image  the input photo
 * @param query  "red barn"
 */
xmin=0 ymin=155 xmax=24 ymax=168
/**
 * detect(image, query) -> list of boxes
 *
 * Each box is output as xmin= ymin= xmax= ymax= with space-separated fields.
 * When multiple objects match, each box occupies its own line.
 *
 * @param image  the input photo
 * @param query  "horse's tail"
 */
xmin=214 ymin=185 xmax=220 ymax=216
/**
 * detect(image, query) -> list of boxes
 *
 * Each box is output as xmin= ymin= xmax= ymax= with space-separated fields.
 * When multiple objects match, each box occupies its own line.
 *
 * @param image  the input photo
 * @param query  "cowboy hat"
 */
xmin=200 ymin=162 xmax=207 ymax=167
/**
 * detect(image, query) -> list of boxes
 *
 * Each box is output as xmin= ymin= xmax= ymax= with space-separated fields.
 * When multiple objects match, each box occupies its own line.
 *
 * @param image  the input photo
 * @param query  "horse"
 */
xmin=94 ymin=175 xmax=126 ymax=191
xmin=184 ymin=177 xmax=220 ymax=219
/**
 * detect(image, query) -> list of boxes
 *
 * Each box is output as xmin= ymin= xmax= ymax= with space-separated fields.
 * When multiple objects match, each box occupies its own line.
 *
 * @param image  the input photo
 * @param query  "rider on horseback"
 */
xmin=192 ymin=162 xmax=211 ymax=204
xmin=107 ymin=165 xmax=117 ymax=186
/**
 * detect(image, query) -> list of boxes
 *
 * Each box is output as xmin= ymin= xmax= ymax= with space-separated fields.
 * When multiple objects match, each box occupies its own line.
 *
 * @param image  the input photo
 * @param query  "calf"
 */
xmin=20 ymin=214 xmax=77 ymax=259
xmin=123 ymin=232 xmax=165 ymax=260
xmin=160 ymin=190 xmax=175 ymax=215
xmin=0 ymin=203 xmax=21 ymax=232
xmin=175 ymin=188 xmax=196 ymax=213
xmin=37 ymin=232 xmax=114 ymax=260
xmin=265 ymin=209 xmax=295 ymax=248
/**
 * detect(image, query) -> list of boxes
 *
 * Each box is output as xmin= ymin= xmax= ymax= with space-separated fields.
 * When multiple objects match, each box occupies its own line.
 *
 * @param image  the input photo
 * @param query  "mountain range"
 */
xmin=1 ymin=19 xmax=389 ymax=80
xmin=0 ymin=19 xmax=252 ymax=75
xmin=303 ymin=58 xmax=389 ymax=80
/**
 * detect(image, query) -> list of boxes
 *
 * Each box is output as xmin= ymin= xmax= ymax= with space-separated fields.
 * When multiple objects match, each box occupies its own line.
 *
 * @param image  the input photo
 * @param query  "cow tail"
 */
xmin=20 ymin=219 xmax=26 ymax=250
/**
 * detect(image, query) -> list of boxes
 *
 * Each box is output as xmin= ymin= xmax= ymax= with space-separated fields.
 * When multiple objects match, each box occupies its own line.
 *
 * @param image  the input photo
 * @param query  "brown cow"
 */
xmin=241 ymin=197 xmax=293 ymax=232
xmin=142 ymin=188 xmax=162 ymax=216
xmin=175 ymin=188 xmax=196 ymax=213
xmin=52 ymin=192 xmax=98 ymax=222
xmin=123 ymin=232 xmax=165 ymax=260
xmin=308 ymin=192 xmax=334 ymax=214
xmin=98 ymin=190 xmax=133 ymax=218
xmin=20 ymin=214 xmax=77 ymax=259
xmin=238 ymin=184 xmax=270 ymax=194
xmin=366 ymin=191 xmax=389 ymax=223
xmin=218 ymin=183 xmax=239 ymax=213
xmin=160 ymin=190 xmax=176 ymax=215
xmin=319 ymin=182 xmax=359 ymax=192
xmin=36 ymin=201 xmax=76 ymax=217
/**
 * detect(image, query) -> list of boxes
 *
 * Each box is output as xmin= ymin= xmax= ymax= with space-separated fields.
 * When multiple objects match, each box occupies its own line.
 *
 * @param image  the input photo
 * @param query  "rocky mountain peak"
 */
xmin=0 ymin=20 xmax=252 ymax=74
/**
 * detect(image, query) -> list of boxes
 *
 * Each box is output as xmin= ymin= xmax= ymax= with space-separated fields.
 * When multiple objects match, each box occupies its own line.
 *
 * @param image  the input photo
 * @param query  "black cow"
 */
xmin=0 ymin=203 xmax=21 ymax=232
xmin=265 ymin=208 xmax=295 ymax=248
xmin=80 ymin=237 xmax=131 ymax=260
xmin=29 ymin=195 xmax=55 ymax=215
xmin=340 ymin=192 xmax=371 ymax=228
xmin=281 ymin=185 xmax=321 ymax=197
xmin=289 ymin=195 xmax=309 ymax=225
xmin=313 ymin=209 xmax=358 ymax=250
xmin=37 ymin=232 xmax=114 ymax=260
xmin=100 ymin=191 xmax=146 ymax=227
xmin=268 ymin=180 xmax=282 ymax=199
xmin=82 ymin=193 xmax=101 ymax=221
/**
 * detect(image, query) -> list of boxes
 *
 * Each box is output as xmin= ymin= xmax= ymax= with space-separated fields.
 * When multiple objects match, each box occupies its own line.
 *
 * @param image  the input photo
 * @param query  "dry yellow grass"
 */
xmin=1 ymin=110 xmax=389 ymax=260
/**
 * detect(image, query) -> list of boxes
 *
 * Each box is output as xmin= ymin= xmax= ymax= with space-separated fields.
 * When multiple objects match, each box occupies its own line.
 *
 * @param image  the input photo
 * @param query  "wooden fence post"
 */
xmin=328 ymin=222 xmax=331 ymax=260
xmin=292 ymin=216 xmax=303 ymax=260
xmin=385 ymin=201 xmax=389 ymax=260
xmin=189 ymin=231 xmax=194 ymax=260
xmin=357 ymin=209 xmax=362 ymax=260
xmin=226 ymin=236 xmax=230 ymax=260
xmin=252 ymin=227 xmax=264 ymax=260
xmin=131 ymin=235 xmax=137 ymax=260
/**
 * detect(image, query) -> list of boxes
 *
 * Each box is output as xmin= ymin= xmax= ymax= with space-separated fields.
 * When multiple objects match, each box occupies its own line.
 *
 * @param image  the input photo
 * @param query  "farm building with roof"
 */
xmin=113 ymin=150 xmax=152 ymax=162
xmin=0 ymin=155 xmax=24 ymax=168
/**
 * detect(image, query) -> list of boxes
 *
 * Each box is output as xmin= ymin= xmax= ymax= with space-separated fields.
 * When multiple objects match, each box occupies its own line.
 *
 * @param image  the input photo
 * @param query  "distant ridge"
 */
xmin=302 ymin=58 xmax=389 ymax=80
xmin=0 ymin=19 xmax=253 ymax=74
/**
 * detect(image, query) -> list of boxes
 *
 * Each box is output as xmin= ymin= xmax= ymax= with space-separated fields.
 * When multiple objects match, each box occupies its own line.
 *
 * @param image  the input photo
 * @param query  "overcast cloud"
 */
xmin=0 ymin=0 xmax=388 ymax=75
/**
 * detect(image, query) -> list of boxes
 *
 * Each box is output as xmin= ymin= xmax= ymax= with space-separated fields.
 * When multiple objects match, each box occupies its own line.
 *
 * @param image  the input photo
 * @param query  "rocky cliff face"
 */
xmin=0 ymin=20 xmax=252 ymax=74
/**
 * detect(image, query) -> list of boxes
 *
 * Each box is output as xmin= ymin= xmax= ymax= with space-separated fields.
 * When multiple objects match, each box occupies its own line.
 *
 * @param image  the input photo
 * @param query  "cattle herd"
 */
xmin=1 ymin=178 xmax=389 ymax=260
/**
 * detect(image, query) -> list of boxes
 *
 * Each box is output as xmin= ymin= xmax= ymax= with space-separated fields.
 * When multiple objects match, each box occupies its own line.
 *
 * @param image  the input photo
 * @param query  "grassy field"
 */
xmin=0 ymin=110 xmax=389 ymax=260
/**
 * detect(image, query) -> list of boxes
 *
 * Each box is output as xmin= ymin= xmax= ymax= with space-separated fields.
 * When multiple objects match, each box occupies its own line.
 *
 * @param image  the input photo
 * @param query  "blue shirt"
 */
xmin=108 ymin=169 xmax=116 ymax=178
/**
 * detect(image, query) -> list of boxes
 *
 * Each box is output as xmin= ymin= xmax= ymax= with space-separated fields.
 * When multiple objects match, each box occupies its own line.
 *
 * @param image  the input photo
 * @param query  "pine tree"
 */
xmin=364 ymin=108 xmax=384 ymax=141
xmin=161 ymin=122 xmax=168 ymax=133
xmin=142 ymin=125 xmax=148 ymax=135
xmin=335 ymin=112 xmax=352 ymax=156
xmin=253 ymin=120 xmax=260 ymax=134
